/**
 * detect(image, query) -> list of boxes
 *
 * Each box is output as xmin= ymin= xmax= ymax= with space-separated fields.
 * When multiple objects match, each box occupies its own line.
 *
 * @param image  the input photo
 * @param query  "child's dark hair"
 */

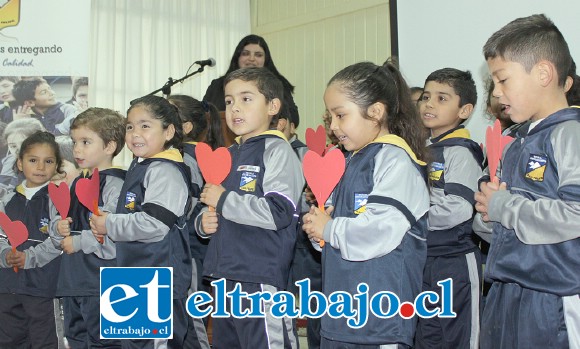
xmin=167 ymin=95 xmax=225 ymax=149
xmin=224 ymin=67 xmax=284 ymax=128
xmin=483 ymin=14 xmax=572 ymax=87
xmin=128 ymin=95 xmax=183 ymax=150
xmin=567 ymin=59 xmax=580 ymax=106
xmin=226 ymin=34 xmax=295 ymax=94
xmin=12 ymin=77 xmax=48 ymax=105
xmin=18 ymin=131 xmax=63 ymax=176
xmin=328 ymin=59 xmax=428 ymax=161
xmin=410 ymin=86 xmax=424 ymax=96
xmin=71 ymin=77 xmax=88 ymax=100
xmin=278 ymin=91 xmax=300 ymax=128
xmin=71 ymin=107 xmax=126 ymax=156
xmin=425 ymin=68 xmax=477 ymax=108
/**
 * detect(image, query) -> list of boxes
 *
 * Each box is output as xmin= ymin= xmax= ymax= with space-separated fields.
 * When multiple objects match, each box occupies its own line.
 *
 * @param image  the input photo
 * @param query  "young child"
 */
xmin=0 ymin=131 xmax=63 ymax=348
xmin=12 ymin=77 xmax=78 ymax=135
xmin=168 ymin=94 xmax=223 ymax=349
xmin=302 ymin=61 xmax=430 ymax=347
xmin=0 ymin=118 xmax=45 ymax=191
xmin=50 ymin=108 xmax=126 ymax=349
xmin=91 ymin=95 xmax=193 ymax=349
xmin=52 ymin=135 xmax=81 ymax=186
xmin=415 ymin=68 xmax=484 ymax=349
xmin=66 ymin=77 xmax=89 ymax=113
xmin=474 ymin=14 xmax=580 ymax=349
xmin=196 ymin=67 xmax=304 ymax=349
xmin=0 ymin=76 xmax=19 ymax=124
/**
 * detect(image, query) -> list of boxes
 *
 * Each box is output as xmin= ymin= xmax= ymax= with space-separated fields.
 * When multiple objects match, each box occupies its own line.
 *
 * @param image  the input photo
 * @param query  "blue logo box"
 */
xmin=100 ymin=267 xmax=173 ymax=339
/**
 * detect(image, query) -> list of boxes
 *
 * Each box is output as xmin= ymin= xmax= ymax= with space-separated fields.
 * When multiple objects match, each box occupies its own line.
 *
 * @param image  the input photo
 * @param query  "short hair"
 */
xmin=0 ymin=76 xmax=19 ymax=84
xmin=224 ymin=67 xmax=284 ymax=126
xmin=483 ymin=14 xmax=572 ymax=87
xmin=2 ymin=118 xmax=45 ymax=142
xmin=410 ymin=87 xmax=424 ymax=95
xmin=71 ymin=77 xmax=88 ymax=99
xmin=12 ymin=78 xmax=47 ymax=105
xmin=425 ymin=68 xmax=477 ymax=107
xmin=71 ymin=107 xmax=126 ymax=156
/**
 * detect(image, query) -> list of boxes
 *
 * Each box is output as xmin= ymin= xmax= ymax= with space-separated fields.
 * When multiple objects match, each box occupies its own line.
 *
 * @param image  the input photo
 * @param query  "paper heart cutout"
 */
xmin=76 ymin=168 xmax=100 ymax=215
xmin=303 ymin=148 xmax=346 ymax=209
xmin=305 ymin=125 xmax=327 ymax=156
xmin=195 ymin=142 xmax=232 ymax=185
xmin=48 ymin=182 xmax=70 ymax=218
xmin=0 ymin=212 xmax=29 ymax=248
xmin=486 ymin=120 xmax=513 ymax=182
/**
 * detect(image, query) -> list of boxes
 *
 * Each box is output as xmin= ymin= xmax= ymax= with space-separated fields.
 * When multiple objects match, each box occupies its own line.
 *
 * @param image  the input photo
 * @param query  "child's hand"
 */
xmin=61 ymin=236 xmax=75 ymax=254
xmin=303 ymin=205 xmax=333 ymax=242
xmin=6 ymin=249 xmax=26 ymax=269
xmin=12 ymin=105 xmax=32 ymax=120
xmin=200 ymin=183 xmax=226 ymax=208
xmin=475 ymin=181 xmax=507 ymax=222
xmin=90 ymin=213 xmax=108 ymax=240
xmin=201 ymin=211 xmax=219 ymax=235
xmin=57 ymin=217 xmax=73 ymax=237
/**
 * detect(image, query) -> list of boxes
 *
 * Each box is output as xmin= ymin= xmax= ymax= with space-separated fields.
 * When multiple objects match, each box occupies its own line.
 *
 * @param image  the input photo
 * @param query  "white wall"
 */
xmin=398 ymin=0 xmax=580 ymax=144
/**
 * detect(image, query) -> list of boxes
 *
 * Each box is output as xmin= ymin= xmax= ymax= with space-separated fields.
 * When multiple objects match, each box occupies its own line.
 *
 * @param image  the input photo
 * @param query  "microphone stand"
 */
xmin=130 ymin=65 xmax=207 ymax=104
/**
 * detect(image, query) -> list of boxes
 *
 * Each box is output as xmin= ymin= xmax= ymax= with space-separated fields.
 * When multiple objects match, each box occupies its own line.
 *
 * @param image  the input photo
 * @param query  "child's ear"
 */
xmin=276 ymin=118 xmax=288 ymax=132
xmin=104 ymin=141 xmax=117 ymax=155
xmin=537 ymin=60 xmax=556 ymax=87
xmin=164 ymin=124 xmax=176 ymax=141
xmin=367 ymin=102 xmax=386 ymax=124
xmin=183 ymin=121 xmax=194 ymax=135
xmin=459 ymin=103 xmax=474 ymax=120
xmin=268 ymin=98 xmax=281 ymax=116
xmin=16 ymin=158 xmax=23 ymax=172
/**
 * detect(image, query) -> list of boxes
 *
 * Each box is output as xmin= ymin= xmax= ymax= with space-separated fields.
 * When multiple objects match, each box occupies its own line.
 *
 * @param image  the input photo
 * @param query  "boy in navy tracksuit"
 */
xmin=197 ymin=67 xmax=304 ymax=349
xmin=12 ymin=78 xmax=78 ymax=135
xmin=50 ymin=108 xmax=126 ymax=349
xmin=415 ymin=68 xmax=483 ymax=349
xmin=475 ymin=14 xmax=580 ymax=349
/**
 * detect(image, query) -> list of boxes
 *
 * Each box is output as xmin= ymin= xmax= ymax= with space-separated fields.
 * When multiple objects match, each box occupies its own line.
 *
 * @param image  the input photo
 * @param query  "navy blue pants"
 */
xmin=63 ymin=296 xmax=121 ymax=349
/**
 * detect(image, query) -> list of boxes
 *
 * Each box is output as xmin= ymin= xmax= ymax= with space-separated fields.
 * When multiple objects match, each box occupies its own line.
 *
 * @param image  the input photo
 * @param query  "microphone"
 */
xmin=195 ymin=58 xmax=216 ymax=67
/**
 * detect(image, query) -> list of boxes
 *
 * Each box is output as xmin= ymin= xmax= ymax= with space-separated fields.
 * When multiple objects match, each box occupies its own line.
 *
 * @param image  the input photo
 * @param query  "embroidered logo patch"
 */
xmin=39 ymin=217 xmax=49 ymax=234
xmin=125 ymin=192 xmax=136 ymax=210
xmin=237 ymin=165 xmax=261 ymax=173
xmin=429 ymin=162 xmax=445 ymax=181
xmin=354 ymin=193 xmax=368 ymax=215
xmin=525 ymin=154 xmax=547 ymax=182
xmin=239 ymin=172 xmax=257 ymax=192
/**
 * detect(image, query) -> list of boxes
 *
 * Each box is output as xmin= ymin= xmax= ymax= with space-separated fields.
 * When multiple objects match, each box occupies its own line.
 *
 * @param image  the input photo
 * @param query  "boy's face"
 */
xmin=31 ymin=83 xmax=57 ymax=109
xmin=0 ymin=79 xmax=15 ymax=103
xmin=487 ymin=57 xmax=541 ymax=123
xmin=224 ymin=79 xmax=279 ymax=142
xmin=71 ymin=126 xmax=115 ymax=171
xmin=419 ymin=81 xmax=470 ymax=138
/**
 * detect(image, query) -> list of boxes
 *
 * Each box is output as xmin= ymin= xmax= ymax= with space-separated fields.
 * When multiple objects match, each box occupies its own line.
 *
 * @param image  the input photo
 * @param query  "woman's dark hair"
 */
xmin=225 ymin=34 xmax=295 ymax=94
xmin=167 ymin=95 xmax=225 ymax=149
xmin=128 ymin=95 xmax=184 ymax=150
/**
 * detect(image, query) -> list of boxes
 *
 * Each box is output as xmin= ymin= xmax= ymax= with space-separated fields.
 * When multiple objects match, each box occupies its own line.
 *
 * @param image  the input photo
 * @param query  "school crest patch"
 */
xmin=354 ymin=193 xmax=368 ymax=215
xmin=429 ymin=162 xmax=445 ymax=181
xmin=39 ymin=217 xmax=49 ymax=234
xmin=525 ymin=154 xmax=547 ymax=182
xmin=239 ymin=172 xmax=257 ymax=192
xmin=125 ymin=192 xmax=136 ymax=210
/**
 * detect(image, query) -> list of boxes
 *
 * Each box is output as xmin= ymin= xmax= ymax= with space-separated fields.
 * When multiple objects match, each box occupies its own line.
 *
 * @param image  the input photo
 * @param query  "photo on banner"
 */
xmin=0 ymin=0 xmax=90 ymax=195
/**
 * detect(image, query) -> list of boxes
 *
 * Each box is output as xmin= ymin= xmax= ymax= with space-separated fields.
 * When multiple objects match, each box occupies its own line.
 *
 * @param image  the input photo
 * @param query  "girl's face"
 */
xmin=324 ymin=84 xmax=386 ymax=152
xmin=125 ymin=106 xmax=175 ymax=158
xmin=17 ymin=143 xmax=58 ymax=188
xmin=0 ymin=79 xmax=15 ymax=103
xmin=7 ymin=132 xmax=27 ymax=155
xmin=238 ymin=44 xmax=266 ymax=69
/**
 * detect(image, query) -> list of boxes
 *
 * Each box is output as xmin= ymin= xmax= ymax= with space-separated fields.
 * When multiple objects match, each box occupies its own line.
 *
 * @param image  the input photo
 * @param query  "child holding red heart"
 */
xmin=0 ymin=131 xmax=63 ymax=348
xmin=90 ymin=95 xmax=194 ymax=348
xmin=302 ymin=60 xmax=430 ymax=347
xmin=49 ymin=108 xmax=126 ymax=349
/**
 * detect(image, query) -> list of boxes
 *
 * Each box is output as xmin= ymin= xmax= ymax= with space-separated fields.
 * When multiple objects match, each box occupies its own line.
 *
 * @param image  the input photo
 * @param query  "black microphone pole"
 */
xmin=130 ymin=65 xmax=207 ymax=104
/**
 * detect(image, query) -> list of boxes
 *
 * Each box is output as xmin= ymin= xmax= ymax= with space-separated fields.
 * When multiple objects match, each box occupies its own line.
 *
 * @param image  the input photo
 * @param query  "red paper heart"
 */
xmin=48 ymin=182 xmax=70 ymax=218
xmin=0 ymin=212 xmax=29 ymax=248
xmin=303 ymin=148 xmax=345 ymax=207
xmin=195 ymin=142 xmax=232 ymax=185
xmin=76 ymin=168 xmax=100 ymax=215
xmin=305 ymin=125 xmax=327 ymax=156
xmin=486 ymin=120 xmax=513 ymax=182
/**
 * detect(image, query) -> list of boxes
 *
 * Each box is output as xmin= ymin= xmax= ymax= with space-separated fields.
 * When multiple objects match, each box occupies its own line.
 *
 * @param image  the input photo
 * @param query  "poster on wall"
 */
xmin=0 ymin=0 xmax=89 ymax=194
